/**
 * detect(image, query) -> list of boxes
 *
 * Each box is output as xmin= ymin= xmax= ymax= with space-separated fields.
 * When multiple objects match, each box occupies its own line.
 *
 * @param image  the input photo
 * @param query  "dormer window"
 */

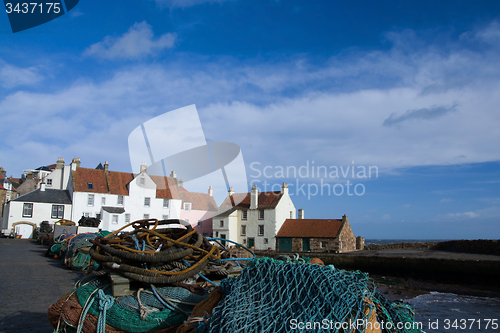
xmin=87 ymin=182 xmax=93 ymax=190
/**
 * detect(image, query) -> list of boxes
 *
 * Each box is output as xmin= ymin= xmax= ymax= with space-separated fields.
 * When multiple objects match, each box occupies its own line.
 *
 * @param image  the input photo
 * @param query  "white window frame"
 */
xmin=101 ymin=197 xmax=106 ymax=205
xmin=259 ymin=209 xmax=264 ymax=219
xmin=46 ymin=179 xmax=52 ymax=186
xmin=125 ymin=213 xmax=130 ymax=223
xmin=143 ymin=213 xmax=149 ymax=219
xmin=144 ymin=197 xmax=151 ymax=207
xmin=51 ymin=205 xmax=64 ymax=219
xmin=242 ymin=210 xmax=247 ymax=220
xmin=22 ymin=203 xmax=33 ymax=218
xmin=87 ymin=194 xmax=94 ymax=207
xmin=112 ymin=215 xmax=118 ymax=224
xmin=241 ymin=225 xmax=246 ymax=236
xmin=184 ymin=202 xmax=191 ymax=212
xmin=117 ymin=195 xmax=124 ymax=206
xmin=140 ymin=177 xmax=145 ymax=185
xmin=162 ymin=215 xmax=169 ymax=220
xmin=258 ymin=225 xmax=264 ymax=236
xmin=163 ymin=199 xmax=169 ymax=208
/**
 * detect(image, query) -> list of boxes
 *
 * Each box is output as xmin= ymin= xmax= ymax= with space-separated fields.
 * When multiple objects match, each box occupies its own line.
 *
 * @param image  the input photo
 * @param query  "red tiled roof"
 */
xmin=106 ymin=171 xmax=134 ymax=196
xmin=181 ymin=192 xmax=218 ymax=211
xmin=72 ymin=168 xmax=109 ymax=193
xmin=73 ymin=167 xmax=181 ymax=199
xmin=276 ymin=219 xmax=344 ymax=238
xmin=219 ymin=191 xmax=282 ymax=210
xmin=150 ymin=176 xmax=181 ymax=200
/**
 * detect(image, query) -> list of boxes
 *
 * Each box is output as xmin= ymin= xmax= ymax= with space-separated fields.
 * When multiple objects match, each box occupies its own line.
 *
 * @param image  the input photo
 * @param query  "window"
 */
xmin=241 ymin=225 xmax=246 ymax=236
xmin=242 ymin=210 xmax=247 ymax=220
xmin=258 ymin=225 xmax=264 ymax=236
xmin=117 ymin=195 xmax=124 ymax=205
xmin=112 ymin=215 xmax=118 ymax=224
xmin=101 ymin=197 xmax=106 ymax=205
xmin=264 ymin=238 xmax=268 ymax=244
xmin=140 ymin=178 xmax=145 ymax=185
xmin=87 ymin=194 xmax=94 ymax=206
xmin=321 ymin=241 xmax=327 ymax=248
xmin=125 ymin=214 xmax=130 ymax=223
xmin=215 ymin=231 xmax=219 ymax=237
xmin=220 ymin=234 xmax=226 ymax=246
xmin=243 ymin=239 xmax=246 ymax=244
xmin=163 ymin=199 xmax=169 ymax=208
xmin=144 ymin=197 xmax=151 ymax=207
xmin=259 ymin=209 xmax=264 ymax=219
xmin=220 ymin=220 xmax=224 ymax=228
xmin=22 ymin=203 xmax=33 ymax=217
xmin=84 ymin=212 xmax=90 ymax=217
xmin=184 ymin=202 xmax=191 ymax=212
xmin=51 ymin=205 xmax=64 ymax=219
xmin=143 ymin=214 xmax=149 ymax=219
xmin=162 ymin=215 xmax=169 ymax=220
xmin=197 ymin=220 xmax=202 ymax=228
xmin=47 ymin=179 xmax=52 ymax=186
xmin=290 ymin=211 xmax=292 ymax=218
xmin=87 ymin=182 xmax=93 ymax=190
xmin=96 ymin=213 xmax=101 ymax=220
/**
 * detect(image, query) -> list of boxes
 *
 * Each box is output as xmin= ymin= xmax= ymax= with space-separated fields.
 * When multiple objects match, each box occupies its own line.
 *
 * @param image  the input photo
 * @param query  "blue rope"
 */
xmin=96 ymin=289 xmax=114 ymax=333
xmin=181 ymin=259 xmax=218 ymax=286
xmin=206 ymin=238 xmax=255 ymax=262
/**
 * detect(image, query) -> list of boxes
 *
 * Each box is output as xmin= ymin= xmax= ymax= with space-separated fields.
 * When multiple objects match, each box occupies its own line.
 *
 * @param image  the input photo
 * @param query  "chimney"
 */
xmin=298 ymin=209 xmax=304 ymax=219
xmin=170 ymin=170 xmax=176 ymax=178
xmin=250 ymin=184 xmax=258 ymax=209
xmin=56 ymin=157 xmax=64 ymax=170
xmin=40 ymin=182 xmax=45 ymax=191
xmin=208 ymin=186 xmax=213 ymax=196
xmin=228 ymin=186 xmax=234 ymax=197
xmin=0 ymin=167 xmax=6 ymax=178
xmin=26 ymin=171 xmax=34 ymax=180
xmin=281 ymin=182 xmax=288 ymax=195
xmin=104 ymin=161 xmax=109 ymax=172
xmin=71 ymin=158 xmax=81 ymax=171
xmin=140 ymin=162 xmax=147 ymax=174
xmin=178 ymin=179 xmax=184 ymax=187
xmin=342 ymin=214 xmax=348 ymax=223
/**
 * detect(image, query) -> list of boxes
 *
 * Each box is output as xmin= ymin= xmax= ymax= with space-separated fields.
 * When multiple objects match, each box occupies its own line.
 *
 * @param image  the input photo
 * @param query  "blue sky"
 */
xmin=1 ymin=0 xmax=500 ymax=239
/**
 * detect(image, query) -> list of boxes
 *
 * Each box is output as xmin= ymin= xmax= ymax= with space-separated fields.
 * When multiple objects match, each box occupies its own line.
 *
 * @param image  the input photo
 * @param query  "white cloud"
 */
xmin=83 ymin=21 xmax=176 ymax=60
xmin=403 ymin=204 xmax=410 ymax=208
xmin=447 ymin=211 xmax=480 ymax=218
xmin=382 ymin=214 xmax=391 ymax=220
xmin=0 ymin=62 xmax=44 ymax=88
xmin=440 ymin=198 xmax=452 ymax=203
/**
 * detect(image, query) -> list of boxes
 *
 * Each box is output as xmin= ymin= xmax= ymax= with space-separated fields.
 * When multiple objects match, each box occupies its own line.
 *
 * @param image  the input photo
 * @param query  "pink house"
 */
xmin=179 ymin=186 xmax=218 ymax=236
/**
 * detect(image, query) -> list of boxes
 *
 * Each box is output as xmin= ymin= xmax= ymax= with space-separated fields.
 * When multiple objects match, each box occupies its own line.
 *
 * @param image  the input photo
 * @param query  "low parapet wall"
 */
xmin=254 ymin=250 xmax=500 ymax=286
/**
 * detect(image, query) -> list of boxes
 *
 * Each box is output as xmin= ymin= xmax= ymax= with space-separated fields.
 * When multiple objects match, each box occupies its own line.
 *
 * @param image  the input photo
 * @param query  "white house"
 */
xmin=69 ymin=161 xmax=183 ymax=232
xmin=42 ymin=157 xmax=72 ymax=190
xmin=212 ymin=183 xmax=296 ymax=250
xmin=0 ymin=185 xmax=72 ymax=238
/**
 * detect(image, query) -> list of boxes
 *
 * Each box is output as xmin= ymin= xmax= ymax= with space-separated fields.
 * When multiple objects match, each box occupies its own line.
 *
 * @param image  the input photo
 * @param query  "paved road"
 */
xmin=0 ymin=238 xmax=84 ymax=333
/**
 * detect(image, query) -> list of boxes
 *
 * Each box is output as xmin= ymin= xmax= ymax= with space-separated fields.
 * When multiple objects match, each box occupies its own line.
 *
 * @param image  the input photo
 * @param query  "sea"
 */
xmin=364 ymin=239 xmax=500 ymax=332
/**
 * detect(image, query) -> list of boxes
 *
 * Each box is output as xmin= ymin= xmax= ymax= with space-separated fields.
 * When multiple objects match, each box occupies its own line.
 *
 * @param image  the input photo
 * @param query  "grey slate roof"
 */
xmin=12 ymin=189 xmax=72 ymax=204
xmin=102 ymin=206 xmax=125 ymax=214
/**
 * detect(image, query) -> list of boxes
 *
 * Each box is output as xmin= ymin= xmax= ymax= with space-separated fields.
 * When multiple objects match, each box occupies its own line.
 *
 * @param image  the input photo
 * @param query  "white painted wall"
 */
xmin=44 ymin=165 xmax=71 ymax=190
xmin=2 ymin=200 xmax=72 ymax=235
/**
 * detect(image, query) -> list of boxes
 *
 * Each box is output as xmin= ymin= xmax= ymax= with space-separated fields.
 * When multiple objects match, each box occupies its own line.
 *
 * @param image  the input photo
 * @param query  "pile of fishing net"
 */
xmin=191 ymin=257 xmax=422 ymax=333
xmin=48 ymin=274 xmax=212 ymax=333
xmin=64 ymin=231 xmax=112 ymax=270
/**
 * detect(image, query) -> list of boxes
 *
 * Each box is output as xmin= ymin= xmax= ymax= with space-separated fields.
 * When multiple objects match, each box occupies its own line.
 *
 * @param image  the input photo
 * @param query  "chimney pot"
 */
xmin=140 ymin=162 xmax=147 ymax=174
xmin=104 ymin=161 xmax=109 ymax=172
xmin=208 ymin=186 xmax=213 ymax=196
xmin=298 ymin=209 xmax=304 ymax=219
xmin=250 ymin=185 xmax=258 ymax=209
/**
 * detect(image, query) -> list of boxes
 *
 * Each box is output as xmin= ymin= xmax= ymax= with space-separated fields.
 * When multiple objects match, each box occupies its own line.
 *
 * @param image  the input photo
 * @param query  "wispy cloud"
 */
xmin=447 ymin=211 xmax=480 ymax=218
xmin=382 ymin=214 xmax=391 ymax=220
xmin=440 ymin=198 xmax=452 ymax=203
xmin=403 ymin=204 xmax=410 ymax=208
xmin=83 ymin=21 xmax=176 ymax=60
xmin=0 ymin=61 xmax=45 ymax=88
xmin=383 ymin=103 xmax=458 ymax=127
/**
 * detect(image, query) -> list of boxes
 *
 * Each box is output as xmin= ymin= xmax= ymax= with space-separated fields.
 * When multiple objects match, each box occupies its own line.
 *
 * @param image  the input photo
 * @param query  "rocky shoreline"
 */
xmin=364 ymin=239 xmax=500 ymax=255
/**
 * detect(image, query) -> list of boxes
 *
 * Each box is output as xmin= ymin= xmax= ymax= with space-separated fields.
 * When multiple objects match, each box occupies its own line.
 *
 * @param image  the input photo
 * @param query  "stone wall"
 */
xmin=338 ymin=220 xmax=356 ymax=252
